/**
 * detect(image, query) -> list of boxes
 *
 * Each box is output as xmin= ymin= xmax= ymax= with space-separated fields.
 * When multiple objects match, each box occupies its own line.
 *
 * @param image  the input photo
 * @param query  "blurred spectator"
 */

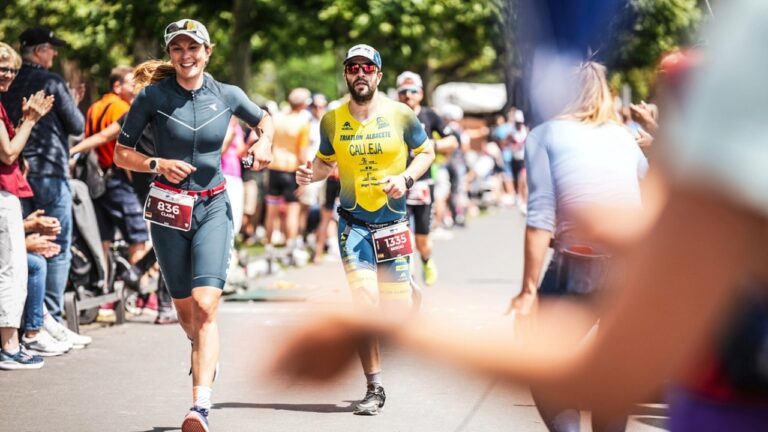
xmin=221 ymin=117 xmax=247 ymax=235
xmin=297 ymin=93 xmax=325 ymax=251
xmin=307 ymin=94 xmax=340 ymax=263
xmin=22 ymin=210 xmax=71 ymax=357
xmin=264 ymin=87 xmax=311 ymax=263
xmin=507 ymin=61 xmax=647 ymax=432
xmin=437 ymin=103 xmax=469 ymax=227
xmin=510 ymin=109 xmax=529 ymax=213
xmin=397 ymin=71 xmax=459 ymax=285
xmin=75 ymin=66 xmax=149 ymax=266
xmin=3 ymin=26 xmax=85 ymax=335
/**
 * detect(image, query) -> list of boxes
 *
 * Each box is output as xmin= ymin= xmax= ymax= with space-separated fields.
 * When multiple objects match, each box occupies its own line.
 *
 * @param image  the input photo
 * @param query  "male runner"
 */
xmin=396 ymin=71 xmax=458 ymax=285
xmin=296 ymin=44 xmax=434 ymax=415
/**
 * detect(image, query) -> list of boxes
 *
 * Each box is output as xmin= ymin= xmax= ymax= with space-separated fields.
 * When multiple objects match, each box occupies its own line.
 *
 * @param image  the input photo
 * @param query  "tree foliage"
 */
xmin=1 ymin=0 xmax=704 ymax=106
xmin=605 ymin=0 xmax=703 ymax=101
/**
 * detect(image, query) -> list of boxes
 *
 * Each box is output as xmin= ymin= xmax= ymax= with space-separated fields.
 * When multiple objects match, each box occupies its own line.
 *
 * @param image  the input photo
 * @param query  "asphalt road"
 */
xmin=0 ymin=208 xmax=667 ymax=432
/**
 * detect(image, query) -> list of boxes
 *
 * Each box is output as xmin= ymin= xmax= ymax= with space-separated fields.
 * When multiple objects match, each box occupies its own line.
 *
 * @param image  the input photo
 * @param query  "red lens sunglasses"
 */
xmin=345 ymin=63 xmax=377 ymax=75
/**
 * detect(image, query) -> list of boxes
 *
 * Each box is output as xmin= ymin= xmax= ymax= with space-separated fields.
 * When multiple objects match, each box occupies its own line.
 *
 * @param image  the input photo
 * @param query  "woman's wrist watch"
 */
xmin=403 ymin=174 xmax=414 ymax=189
xmin=149 ymin=158 xmax=159 ymax=173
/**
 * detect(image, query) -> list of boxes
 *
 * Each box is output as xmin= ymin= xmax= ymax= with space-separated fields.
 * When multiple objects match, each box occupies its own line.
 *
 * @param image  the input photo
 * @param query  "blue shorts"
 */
xmin=538 ymin=250 xmax=609 ymax=298
xmin=150 ymin=192 xmax=233 ymax=299
xmin=337 ymin=218 xmax=412 ymax=308
xmin=94 ymin=170 xmax=149 ymax=244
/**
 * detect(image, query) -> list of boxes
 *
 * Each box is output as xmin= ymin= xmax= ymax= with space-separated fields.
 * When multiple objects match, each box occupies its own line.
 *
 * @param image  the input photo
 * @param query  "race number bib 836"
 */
xmin=372 ymin=221 xmax=413 ymax=262
xmin=143 ymin=185 xmax=196 ymax=231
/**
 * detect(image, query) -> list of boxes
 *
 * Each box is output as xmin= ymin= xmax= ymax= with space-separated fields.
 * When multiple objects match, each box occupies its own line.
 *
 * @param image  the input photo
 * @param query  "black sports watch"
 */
xmin=148 ymin=158 xmax=159 ymax=173
xmin=403 ymin=174 xmax=414 ymax=189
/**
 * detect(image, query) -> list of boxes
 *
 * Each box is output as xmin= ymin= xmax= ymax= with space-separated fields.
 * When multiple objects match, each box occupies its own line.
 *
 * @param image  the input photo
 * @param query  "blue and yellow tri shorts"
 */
xmin=337 ymin=218 xmax=412 ymax=309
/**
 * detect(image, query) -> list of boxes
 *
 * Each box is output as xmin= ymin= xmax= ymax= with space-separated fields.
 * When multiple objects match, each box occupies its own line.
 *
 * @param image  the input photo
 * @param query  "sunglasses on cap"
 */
xmin=165 ymin=20 xmax=201 ymax=35
xmin=0 ymin=67 xmax=19 ymax=76
xmin=398 ymin=88 xmax=419 ymax=95
xmin=344 ymin=63 xmax=377 ymax=75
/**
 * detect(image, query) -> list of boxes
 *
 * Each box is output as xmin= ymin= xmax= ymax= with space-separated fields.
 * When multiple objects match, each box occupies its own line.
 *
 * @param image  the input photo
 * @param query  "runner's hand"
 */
xmin=379 ymin=175 xmax=407 ymax=199
xmin=157 ymin=159 xmax=196 ymax=183
xmin=296 ymin=160 xmax=314 ymax=185
xmin=505 ymin=291 xmax=538 ymax=316
xmin=246 ymin=133 xmax=272 ymax=171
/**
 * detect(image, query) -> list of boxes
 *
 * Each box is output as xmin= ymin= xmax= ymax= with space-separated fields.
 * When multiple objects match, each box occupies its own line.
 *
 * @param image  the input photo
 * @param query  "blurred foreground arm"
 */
xmin=273 ymin=185 xmax=762 ymax=414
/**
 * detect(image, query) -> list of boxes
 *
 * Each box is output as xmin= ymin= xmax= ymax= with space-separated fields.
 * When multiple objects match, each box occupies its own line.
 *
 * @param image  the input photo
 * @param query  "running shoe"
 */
xmin=22 ymin=330 xmax=71 ymax=357
xmin=43 ymin=315 xmax=92 ymax=349
xmin=423 ymin=258 xmax=438 ymax=286
xmin=353 ymin=384 xmax=386 ymax=415
xmin=0 ymin=347 xmax=44 ymax=370
xmin=181 ymin=406 xmax=209 ymax=432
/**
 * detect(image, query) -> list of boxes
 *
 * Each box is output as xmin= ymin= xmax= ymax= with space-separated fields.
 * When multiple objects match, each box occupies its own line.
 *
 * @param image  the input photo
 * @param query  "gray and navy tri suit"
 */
xmin=118 ymin=75 xmax=264 ymax=298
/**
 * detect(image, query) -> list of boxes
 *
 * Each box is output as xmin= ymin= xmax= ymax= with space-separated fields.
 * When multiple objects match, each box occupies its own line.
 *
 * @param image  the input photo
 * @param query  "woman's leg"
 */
xmin=0 ymin=193 xmax=28 ymax=354
xmin=174 ymin=287 xmax=222 ymax=386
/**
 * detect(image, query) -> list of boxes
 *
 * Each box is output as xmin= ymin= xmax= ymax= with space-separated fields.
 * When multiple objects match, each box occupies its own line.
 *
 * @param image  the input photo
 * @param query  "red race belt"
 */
xmin=151 ymin=180 xmax=227 ymax=197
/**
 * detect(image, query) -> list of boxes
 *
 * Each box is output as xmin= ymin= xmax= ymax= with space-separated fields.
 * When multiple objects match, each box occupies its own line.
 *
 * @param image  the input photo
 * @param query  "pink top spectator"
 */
xmin=220 ymin=118 xmax=244 ymax=178
xmin=0 ymin=102 xmax=33 ymax=198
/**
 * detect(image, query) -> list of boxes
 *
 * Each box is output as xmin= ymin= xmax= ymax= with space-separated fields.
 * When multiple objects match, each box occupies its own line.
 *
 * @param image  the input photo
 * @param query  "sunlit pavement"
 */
xmin=0 ymin=208 xmax=666 ymax=432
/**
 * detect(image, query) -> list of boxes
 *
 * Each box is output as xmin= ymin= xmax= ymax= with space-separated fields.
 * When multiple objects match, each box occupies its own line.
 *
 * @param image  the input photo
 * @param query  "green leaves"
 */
xmin=0 ymin=0 xmax=704 ymax=106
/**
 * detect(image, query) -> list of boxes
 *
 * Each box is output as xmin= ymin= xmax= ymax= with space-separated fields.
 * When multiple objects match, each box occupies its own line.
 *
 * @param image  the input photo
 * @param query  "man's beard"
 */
xmin=346 ymin=77 xmax=376 ymax=104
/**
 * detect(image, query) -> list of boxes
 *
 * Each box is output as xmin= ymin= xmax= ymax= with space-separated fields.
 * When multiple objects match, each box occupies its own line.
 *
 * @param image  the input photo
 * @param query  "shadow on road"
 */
xmin=214 ymin=401 xmax=357 ymax=413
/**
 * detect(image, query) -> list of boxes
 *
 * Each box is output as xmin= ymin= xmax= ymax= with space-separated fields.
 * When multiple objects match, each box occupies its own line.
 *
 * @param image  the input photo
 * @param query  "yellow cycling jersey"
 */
xmin=317 ymin=96 xmax=429 ymax=223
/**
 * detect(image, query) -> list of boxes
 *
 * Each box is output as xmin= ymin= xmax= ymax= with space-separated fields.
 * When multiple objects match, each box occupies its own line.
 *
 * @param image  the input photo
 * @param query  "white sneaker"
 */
xmin=43 ymin=315 xmax=93 ymax=349
xmin=292 ymin=248 xmax=310 ymax=267
xmin=22 ymin=330 xmax=71 ymax=357
xmin=518 ymin=202 xmax=528 ymax=215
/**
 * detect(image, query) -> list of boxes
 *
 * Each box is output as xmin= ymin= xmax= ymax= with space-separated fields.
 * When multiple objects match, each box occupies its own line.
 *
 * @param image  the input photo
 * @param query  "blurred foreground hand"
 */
xmin=271 ymin=312 xmax=392 ymax=382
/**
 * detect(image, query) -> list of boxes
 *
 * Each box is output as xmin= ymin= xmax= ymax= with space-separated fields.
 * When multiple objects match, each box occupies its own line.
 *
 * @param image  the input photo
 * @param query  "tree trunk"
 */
xmin=230 ymin=0 xmax=253 ymax=93
xmin=500 ymin=0 xmax=522 ymax=113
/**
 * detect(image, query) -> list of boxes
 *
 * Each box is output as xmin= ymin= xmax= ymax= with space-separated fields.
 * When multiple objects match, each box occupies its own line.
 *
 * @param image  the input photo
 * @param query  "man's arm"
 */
xmin=431 ymin=112 xmax=459 ymax=155
xmin=50 ymin=77 xmax=84 ymax=136
xmin=69 ymin=121 xmax=121 ymax=155
xmin=433 ymin=135 xmax=458 ymax=155
xmin=403 ymin=140 xmax=435 ymax=180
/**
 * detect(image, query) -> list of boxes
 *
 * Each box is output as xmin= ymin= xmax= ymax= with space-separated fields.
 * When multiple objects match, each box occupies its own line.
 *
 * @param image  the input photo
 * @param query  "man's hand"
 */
xmin=26 ymin=233 xmax=61 ymax=258
xmin=379 ymin=175 xmax=408 ymax=199
xmin=24 ymin=209 xmax=61 ymax=236
xmin=296 ymin=160 xmax=314 ymax=186
xmin=246 ymin=131 xmax=272 ymax=171
xmin=69 ymin=83 xmax=85 ymax=106
xmin=157 ymin=159 xmax=196 ymax=183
